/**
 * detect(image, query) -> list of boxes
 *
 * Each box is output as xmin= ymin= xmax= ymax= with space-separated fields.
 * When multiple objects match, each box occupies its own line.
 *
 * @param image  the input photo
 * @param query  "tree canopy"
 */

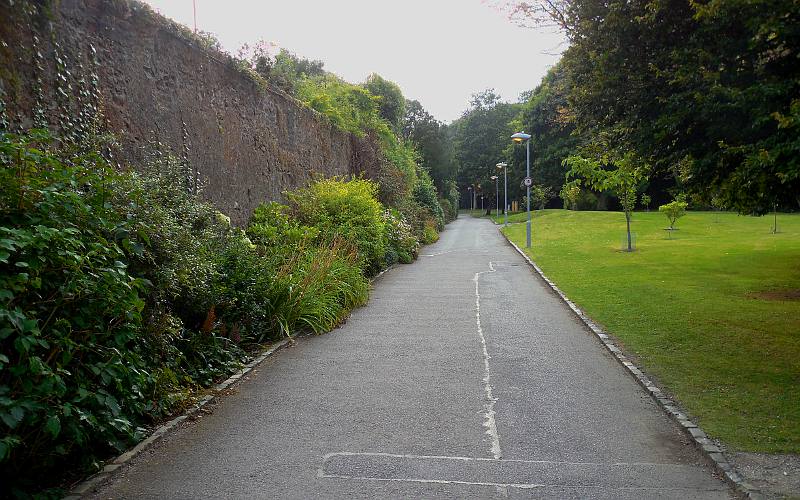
xmin=505 ymin=0 xmax=800 ymax=214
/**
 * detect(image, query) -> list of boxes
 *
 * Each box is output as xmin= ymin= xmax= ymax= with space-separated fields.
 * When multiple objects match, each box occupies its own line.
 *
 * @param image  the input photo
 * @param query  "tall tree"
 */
xmin=505 ymin=0 xmax=800 ymax=214
xmin=452 ymin=90 xmax=521 ymax=210
xmin=402 ymin=99 xmax=456 ymax=195
xmin=511 ymin=63 xmax=582 ymax=205
xmin=363 ymin=74 xmax=406 ymax=134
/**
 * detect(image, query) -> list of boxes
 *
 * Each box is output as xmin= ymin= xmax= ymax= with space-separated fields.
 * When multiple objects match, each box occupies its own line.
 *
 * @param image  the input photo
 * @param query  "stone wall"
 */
xmin=0 ymin=0 xmax=378 ymax=224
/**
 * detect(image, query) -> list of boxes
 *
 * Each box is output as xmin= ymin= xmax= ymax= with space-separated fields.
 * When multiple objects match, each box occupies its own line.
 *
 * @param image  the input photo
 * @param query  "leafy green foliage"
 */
xmin=512 ymin=64 xmax=582 ymax=203
xmin=383 ymin=209 xmax=419 ymax=265
xmin=246 ymin=201 xmax=369 ymax=337
xmin=0 ymin=132 xmax=385 ymax=496
xmin=560 ymin=183 xmax=580 ymax=211
xmin=363 ymin=74 xmax=406 ymax=134
xmin=507 ymin=0 xmax=800 ymax=213
xmin=403 ymin=100 xmax=457 ymax=196
xmin=659 ymin=200 xmax=688 ymax=229
xmin=530 ymin=184 xmax=554 ymax=211
xmin=565 ymin=153 xmax=649 ymax=251
xmin=438 ymin=197 xmax=457 ymax=224
xmin=239 ymin=45 xmax=326 ymax=95
xmin=0 ymin=131 xmax=152 ymax=493
xmin=288 ymin=178 xmax=387 ymax=275
xmin=295 ymin=75 xmax=427 ymax=215
xmin=297 ymin=75 xmax=386 ymax=138
xmin=640 ymin=194 xmax=652 ymax=211
xmin=412 ymin=169 xmax=445 ymax=230
xmin=452 ymin=90 xmax=521 ymax=209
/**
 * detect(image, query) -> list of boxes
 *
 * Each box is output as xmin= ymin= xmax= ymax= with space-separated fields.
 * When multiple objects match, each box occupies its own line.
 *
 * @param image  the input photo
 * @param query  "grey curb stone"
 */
xmin=689 ymin=427 xmax=708 ymax=439
xmin=66 ymin=339 xmax=290 ymax=497
xmin=503 ymin=235 xmax=761 ymax=499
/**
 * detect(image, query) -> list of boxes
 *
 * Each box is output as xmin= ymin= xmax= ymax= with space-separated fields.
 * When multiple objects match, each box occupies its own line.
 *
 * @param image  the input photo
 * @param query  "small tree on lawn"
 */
xmin=710 ymin=194 xmax=726 ymax=222
xmin=641 ymin=194 xmax=651 ymax=212
xmin=564 ymin=153 xmax=649 ymax=252
xmin=560 ymin=183 xmax=580 ymax=210
xmin=659 ymin=199 xmax=688 ymax=229
xmin=531 ymin=184 xmax=554 ymax=213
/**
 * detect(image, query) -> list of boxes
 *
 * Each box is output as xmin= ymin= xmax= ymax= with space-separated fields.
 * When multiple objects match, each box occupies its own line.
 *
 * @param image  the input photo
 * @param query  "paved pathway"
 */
xmin=92 ymin=216 xmax=731 ymax=499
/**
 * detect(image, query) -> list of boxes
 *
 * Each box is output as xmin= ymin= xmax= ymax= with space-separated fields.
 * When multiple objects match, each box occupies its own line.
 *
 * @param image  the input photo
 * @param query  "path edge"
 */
xmin=64 ymin=339 xmax=291 ymax=499
xmin=65 ymin=251 xmax=402 ymax=497
xmin=502 ymin=234 xmax=762 ymax=500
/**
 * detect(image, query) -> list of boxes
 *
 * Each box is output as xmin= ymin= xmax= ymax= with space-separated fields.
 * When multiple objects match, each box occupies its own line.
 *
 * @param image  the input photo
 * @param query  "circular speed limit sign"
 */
xmin=523 ymin=177 xmax=533 ymax=187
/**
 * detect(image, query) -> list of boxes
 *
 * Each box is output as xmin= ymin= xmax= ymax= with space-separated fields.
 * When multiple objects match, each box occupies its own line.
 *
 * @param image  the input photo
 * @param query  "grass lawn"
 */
xmin=500 ymin=209 xmax=800 ymax=453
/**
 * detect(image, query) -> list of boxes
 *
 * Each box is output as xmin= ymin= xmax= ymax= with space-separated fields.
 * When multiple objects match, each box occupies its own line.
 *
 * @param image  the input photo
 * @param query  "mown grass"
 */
xmin=500 ymin=209 xmax=800 ymax=453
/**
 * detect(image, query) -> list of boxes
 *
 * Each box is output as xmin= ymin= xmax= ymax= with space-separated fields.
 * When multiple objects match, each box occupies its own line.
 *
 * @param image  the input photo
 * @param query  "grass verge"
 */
xmin=501 ymin=209 xmax=800 ymax=453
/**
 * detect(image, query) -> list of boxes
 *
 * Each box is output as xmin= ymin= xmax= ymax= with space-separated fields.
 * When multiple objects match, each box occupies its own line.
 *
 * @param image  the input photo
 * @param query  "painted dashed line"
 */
xmin=473 ymin=262 xmax=502 ymax=460
xmin=421 ymin=248 xmax=490 ymax=257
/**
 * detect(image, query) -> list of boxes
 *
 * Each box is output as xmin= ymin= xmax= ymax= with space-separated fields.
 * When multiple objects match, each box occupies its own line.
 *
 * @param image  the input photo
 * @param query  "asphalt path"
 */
xmin=91 ymin=216 xmax=732 ymax=499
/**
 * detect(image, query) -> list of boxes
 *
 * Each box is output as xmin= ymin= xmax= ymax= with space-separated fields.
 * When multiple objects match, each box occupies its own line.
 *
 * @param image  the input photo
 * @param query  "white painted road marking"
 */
xmin=474 ymin=262 xmax=502 ymax=460
xmin=318 ymin=452 xmax=731 ymax=492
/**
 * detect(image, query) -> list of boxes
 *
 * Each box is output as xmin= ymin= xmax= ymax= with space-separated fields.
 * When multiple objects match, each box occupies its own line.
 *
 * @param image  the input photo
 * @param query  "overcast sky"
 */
xmin=141 ymin=0 xmax=566 ymax=123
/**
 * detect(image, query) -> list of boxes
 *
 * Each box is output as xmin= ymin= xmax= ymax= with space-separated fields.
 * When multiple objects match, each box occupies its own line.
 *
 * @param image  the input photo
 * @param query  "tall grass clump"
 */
xmin=246 ymin=202 xmax=369 ymax=339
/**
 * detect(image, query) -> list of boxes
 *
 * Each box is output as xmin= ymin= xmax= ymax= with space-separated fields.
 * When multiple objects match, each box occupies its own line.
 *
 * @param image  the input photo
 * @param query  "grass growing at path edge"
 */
xmin=502 ymin=209 xmax=800 ymax=453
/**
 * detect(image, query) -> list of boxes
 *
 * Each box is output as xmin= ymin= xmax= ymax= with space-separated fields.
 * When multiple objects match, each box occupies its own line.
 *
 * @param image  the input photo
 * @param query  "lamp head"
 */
xmin=496 ymin=162 xmax=507 ymax=169
xmin=491 ymin=175 xmax=498 ymax=180
xmin=511 ymin=132 xmax=531 ymax=143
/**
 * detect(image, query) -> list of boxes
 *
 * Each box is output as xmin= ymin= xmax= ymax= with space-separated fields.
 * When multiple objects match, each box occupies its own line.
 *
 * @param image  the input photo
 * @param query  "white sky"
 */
xmin=141 ymin=0 xmax=566 ymax=123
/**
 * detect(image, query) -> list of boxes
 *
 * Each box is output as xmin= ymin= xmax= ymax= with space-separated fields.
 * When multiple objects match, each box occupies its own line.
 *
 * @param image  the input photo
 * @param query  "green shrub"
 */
xmin=383 ymin=209 xmax=419 ymax=265
xmin=0 ymin=134 xmax=247 ymax=495
xmin=438 ymin=197 xmax=456 ymax=223
xmin=248 ymin=201 xmax=319 ymax=253
xmin=422 ymin=220 xmax=440 ymax=245
xmin=394 ymin=200 xmax=435 ymax=246
xmin=109 ymin=152 xmax=251 ymax=371
xmin=412 ymin=169 xmax=444 ymax=230
xmin=246 ymin=201 xmax=368 ymax=338
xmin=576 ymin=189 xmax=599 ymax=211
xmin=266 ymin=240 xmax=368 ymax=336
xmin=0 ymin=131 xmax=153 ymax=494
xmin=288 ymin=178 xmax=387 ymax=275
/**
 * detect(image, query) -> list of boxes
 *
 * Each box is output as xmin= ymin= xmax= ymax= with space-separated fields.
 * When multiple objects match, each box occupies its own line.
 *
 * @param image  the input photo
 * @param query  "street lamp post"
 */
xmin=467 ymin=186 xmax=473 ymax=213
xmin=496 ymin=162 xmax=507 ymax=226
xmin=511 ymin=132 xmax=532 ymax=248
xmin=491 ymin=175 xmax=499 ymax=218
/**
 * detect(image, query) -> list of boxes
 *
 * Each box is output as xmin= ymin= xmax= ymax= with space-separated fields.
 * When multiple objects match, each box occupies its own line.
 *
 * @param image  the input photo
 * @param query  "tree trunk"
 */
xmin=625 ymin=211 xmax=632 ymax=251
xmin=773 ymin=204 xmax=778 ymax=234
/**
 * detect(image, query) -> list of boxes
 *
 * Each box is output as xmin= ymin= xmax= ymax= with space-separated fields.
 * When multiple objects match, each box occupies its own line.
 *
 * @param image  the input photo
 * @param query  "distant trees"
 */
xmin=402 ymin=99 xmax=457 ymax=200
xmin=451 ymin=90 xmax=521 ymax=209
